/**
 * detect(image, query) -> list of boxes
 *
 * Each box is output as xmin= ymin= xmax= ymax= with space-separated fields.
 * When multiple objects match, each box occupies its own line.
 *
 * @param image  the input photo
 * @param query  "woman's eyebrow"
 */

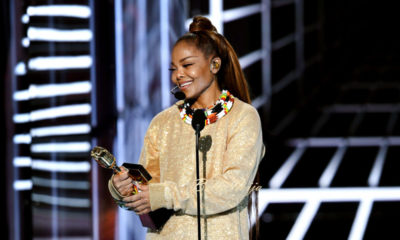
xmin=179 ymin=56 xmax=198 ymax=62
xmin=170 ymin=56 xmax=199 ymax=66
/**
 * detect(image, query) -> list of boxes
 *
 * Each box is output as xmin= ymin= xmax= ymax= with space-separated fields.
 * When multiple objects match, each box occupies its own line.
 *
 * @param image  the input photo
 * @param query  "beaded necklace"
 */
xmin=179 ymin=90 xmax=234 ymax=126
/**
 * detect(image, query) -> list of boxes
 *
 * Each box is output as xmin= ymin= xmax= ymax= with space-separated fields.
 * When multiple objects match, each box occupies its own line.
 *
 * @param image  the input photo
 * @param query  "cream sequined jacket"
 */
xmin=109 ymin=99 xmax=264 ymax=240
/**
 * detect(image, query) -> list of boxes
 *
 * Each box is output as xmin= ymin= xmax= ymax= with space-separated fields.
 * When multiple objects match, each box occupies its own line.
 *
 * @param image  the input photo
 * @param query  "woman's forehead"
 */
xmin=172 ymin=41 xmax=206 ymax=59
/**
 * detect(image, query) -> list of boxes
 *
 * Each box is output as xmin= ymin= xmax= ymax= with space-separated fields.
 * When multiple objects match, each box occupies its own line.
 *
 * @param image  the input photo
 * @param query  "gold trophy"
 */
xmin=91 ymin=146 xmax=151 ymax=194
xmin=91 ymin=146 xmax=172 ymax=231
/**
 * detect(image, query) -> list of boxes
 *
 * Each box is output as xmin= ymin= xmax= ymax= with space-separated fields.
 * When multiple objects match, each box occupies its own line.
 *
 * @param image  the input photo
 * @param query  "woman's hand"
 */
xmin=112 ymin=166 xmax=135 ymax=196
xmin=123 ymin=184 xmax=151 ymax=215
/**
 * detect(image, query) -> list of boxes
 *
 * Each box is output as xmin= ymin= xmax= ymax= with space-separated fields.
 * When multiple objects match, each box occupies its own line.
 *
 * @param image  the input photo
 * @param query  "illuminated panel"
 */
xmin=31 ymin=159 xmax=91 ymax=172
xmin=13 ymin=157 xmax=32 ymax=167
xmin=31 ymin=142 xmax=91 ymax=153
xmin=28 ymin=55 xmax=92 ymax=70
xmin=13 ymin=81 xmax=92 ymax=101
xmin=30 ymin=104 xmax=91 ymax=121
xmin=27 ymin=5 xmax=91 ymax=18
xmin=13 ymin=180 xmax=33 ymax=191
xmin=31 ymin=124 xmax=91 ymax=137
xmin=8 ymin=1 xmax=95 ymax=239
xmin=32 ymin=194 xmax=90 ymax=208
xmin=286 ymin=200 xmax=320 ymax=240
xmin=27 ymin=27 xmax=92 ymax=42
xmin=258 ymin=187 xmax=400 ymax=203
xmin=32 ymin=177 xmax=90 ymax=190
xmin=269 ymin=143 xmax=307 ymax=188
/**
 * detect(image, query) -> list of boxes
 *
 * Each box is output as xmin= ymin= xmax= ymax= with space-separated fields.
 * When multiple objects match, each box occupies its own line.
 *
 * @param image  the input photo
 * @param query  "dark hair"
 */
xmin=175 ymin=16 xmax=251 ymax=104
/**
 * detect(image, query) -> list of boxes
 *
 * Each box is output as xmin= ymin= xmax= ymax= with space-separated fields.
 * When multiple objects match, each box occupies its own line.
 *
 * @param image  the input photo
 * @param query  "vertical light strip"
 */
xmin=286 ymin=200 xmax=320 ymax=240
xmin=160 ymin=0 xmax=170 ymax=109
xmin=319 ymin=145 xmax=347 ymax=187
xmin=348 ymin=199 xmax=374 ymax=240
xmin=252 ymin=189 xmax=270 ymax=227
xmin=88 ymin=0 xmax=98 ymax=239
xmin=10 ymin=1 xmax=22 ymax=239
xmin=114 ymin=1 xmax=124 ymax=239
xmin=269 ymin=143 xmax=307 ymax=188
xmin=368 ymin=143 xmax=388 ymax=187
xmin=209 ymin=0 xmax=223 ymax=33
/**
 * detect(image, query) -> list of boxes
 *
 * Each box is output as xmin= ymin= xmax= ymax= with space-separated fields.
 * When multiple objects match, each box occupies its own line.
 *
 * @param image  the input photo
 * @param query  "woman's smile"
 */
xmin=178 ymin=80 xmax=193 ymax=89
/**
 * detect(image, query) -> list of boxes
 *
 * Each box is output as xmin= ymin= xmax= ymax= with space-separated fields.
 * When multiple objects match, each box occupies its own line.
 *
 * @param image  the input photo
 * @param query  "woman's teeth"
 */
xmin=180 ymin=82 xmax=192 ymax=87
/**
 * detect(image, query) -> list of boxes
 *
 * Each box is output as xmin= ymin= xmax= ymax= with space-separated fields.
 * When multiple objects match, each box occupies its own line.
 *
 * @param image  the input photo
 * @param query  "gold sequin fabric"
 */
xmin=113 ymin=99 xmax=264 ymax=240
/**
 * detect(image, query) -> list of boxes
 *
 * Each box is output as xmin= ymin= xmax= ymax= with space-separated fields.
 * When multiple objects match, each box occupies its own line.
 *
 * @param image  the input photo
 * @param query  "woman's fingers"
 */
xmin=119 ymin=184 xmax=134 ymax=196
xmin=136 ymin=206 xmax=151 ymax=215
xmin=123 ymin=192 xmax=151 ymax=214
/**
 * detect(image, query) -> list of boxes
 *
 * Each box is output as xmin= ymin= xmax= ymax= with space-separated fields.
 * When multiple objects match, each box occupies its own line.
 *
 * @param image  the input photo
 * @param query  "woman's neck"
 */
xmin=191 ymin=85 xmax=221 ymax=109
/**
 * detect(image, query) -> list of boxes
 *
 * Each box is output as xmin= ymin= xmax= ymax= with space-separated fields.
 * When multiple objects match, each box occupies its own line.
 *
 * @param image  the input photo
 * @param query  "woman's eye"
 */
xmin=168 ymin=68 xmax=176 ymax=72
xmin=183 ymin=63 xmax=193 ymax=68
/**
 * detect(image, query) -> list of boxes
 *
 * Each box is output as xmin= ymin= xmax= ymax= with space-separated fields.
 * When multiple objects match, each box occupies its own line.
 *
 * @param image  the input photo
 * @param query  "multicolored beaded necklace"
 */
xmin=179 ymin=90 xmax=234 ymax=126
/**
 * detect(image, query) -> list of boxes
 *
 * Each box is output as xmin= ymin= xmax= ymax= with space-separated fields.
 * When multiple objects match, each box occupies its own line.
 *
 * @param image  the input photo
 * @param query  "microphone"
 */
xmin=192 ymin=109 xmax=206 ymax=133
xmin=170 ymin=86 xmax=186 ymax=100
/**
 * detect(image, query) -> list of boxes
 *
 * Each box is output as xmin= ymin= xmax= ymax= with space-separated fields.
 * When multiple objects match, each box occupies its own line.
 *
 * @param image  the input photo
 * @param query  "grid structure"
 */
xmin=7 ymin=1 xmax=95 ymax=239
xmin=258 ymin=65 xmax=400 ymax=238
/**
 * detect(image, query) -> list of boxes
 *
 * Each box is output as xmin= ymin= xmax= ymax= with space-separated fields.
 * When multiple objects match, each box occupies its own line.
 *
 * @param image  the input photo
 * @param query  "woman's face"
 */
xmin=170 ymin=41 xmax=220 ymax=101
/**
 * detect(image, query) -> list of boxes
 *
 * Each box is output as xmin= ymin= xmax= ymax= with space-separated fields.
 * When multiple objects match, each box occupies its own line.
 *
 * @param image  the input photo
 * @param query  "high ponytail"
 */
xmin=175 ymin=16 xmax=251 ymax=104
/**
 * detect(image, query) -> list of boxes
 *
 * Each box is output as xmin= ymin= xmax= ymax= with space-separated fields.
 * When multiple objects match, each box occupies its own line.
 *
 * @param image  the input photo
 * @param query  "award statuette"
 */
xmin=91 ymin=146 xmax=172 ymax=231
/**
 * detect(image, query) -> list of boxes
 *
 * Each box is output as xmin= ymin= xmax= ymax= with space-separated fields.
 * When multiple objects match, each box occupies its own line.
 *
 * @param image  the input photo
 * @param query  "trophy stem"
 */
xmin=113 ymin=165 xmax=122 ymax=173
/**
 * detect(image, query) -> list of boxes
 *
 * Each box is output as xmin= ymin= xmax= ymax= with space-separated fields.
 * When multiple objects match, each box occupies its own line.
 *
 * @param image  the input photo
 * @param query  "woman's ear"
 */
xmin=210 ymin=57 xmax=222 ymax=74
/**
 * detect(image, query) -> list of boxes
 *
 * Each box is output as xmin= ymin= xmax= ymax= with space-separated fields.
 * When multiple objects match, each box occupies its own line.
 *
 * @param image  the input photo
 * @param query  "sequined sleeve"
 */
xmin=138 ymin=122 xmax=161 ymax=184
xmin=147 ymin=105 xmax=264 ymax=215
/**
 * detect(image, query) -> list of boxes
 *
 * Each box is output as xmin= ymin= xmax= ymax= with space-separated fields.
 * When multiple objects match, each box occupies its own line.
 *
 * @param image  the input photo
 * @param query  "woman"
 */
xmin=109 ymin=16 xmax=264 ymax=239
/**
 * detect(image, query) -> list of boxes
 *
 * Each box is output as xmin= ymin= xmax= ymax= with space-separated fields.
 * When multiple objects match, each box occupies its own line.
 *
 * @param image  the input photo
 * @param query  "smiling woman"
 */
xmin=108 ymin=16 xmax=264 ymax=240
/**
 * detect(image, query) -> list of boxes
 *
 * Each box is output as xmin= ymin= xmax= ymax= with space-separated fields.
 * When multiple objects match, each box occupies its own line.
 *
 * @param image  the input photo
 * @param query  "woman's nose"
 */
xmin=176 ymin=68 xmax=184 ymax=80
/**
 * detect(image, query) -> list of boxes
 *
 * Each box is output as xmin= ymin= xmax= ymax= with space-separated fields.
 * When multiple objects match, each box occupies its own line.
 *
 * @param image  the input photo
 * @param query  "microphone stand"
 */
xmin=192 ymin=109 xmax=205 ymax=240
xmin=195 ymin=125 xmax=202 ymax=240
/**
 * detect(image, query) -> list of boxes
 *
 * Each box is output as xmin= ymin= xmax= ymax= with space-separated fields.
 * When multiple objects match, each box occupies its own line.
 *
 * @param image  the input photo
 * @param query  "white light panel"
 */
xmin=27 ymin=5 xmax=91 ymax=18
xmin=27 ymin=27 xmax=92 ymax=42
xmin=31 ymin=124 xmax=91 ymax=137
xmin=32 ymin=193 xmax=90 ymax=208
xmin=32 ymin=159 xmax=91 ymax=172
xmin=13 ymin=180 xmax=33 ymax=190
xmin=31 ymin=142 xmax=91 ymax=153
xmin=28 ymin=55 xmax=92 ymax=70
xmin=13 ymin=81 xmax=92 ymax=101
xmin=30 ymin=103 xmax=91 ymax=122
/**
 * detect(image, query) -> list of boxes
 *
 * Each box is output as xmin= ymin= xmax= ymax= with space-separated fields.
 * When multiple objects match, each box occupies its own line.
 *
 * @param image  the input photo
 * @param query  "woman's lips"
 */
xmin=179 ymin=81 xmax=193 ymax=89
